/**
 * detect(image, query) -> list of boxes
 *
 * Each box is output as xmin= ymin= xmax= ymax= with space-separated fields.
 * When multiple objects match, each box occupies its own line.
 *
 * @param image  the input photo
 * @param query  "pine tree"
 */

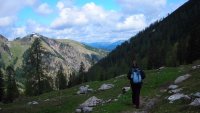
xmin=56 ymin=65 xmax=67 ymax=90
xmin=0 ymin=69 xmax=4 ymax=101
xmin=5 ymin=66 xmax=19 ymax=103
xmin=78 ymin=62 xmax=85 ymax=84
xmin=23 ymin=38 xmax=45 ymax=96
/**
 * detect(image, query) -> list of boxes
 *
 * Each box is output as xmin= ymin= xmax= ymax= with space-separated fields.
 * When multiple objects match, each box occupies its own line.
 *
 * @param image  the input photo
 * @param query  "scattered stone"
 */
xmin=118 ymin=94 xmax=122 ymax=98
xmin=27 ymin=101 xmax=39 ymax=105
xmin=122 ymin=87 xmax=130 ymax=93
xmin=75 ymin=108 xmax=82 ymax=113
xmin=192 ymin=65 xmax=200 ymax=70
xmin=98 ymin=84 xmax=114 ymax=91
xmin=168 ymin=93 xmax=190 ymax=103
xmin=174 ymin=74 xmax=191 ymax=84
xmin=189 ymin=98 xmax=200 ymax=106
xmin=193 ymin=92 xmax=200 ymax=98
xmin=160 ymin=89 xmax=167 ymax=93
xmin=77 ymin=85 xmax=93 ymax=94
xmin=85 ymin=85 xmax=90 ymax=88
xmin=0 ymin=107 xmax=2 ymax=110
xmin=159 ymin=66 xmax=165 ymax=70
xmin=82 ymin=107 xmax=93 ymax=113
xmin=80 ymin=96 xmax=102 ymax=108
xmin=44 ymin=99 xmax=50 ymax=101
xmin=168 ymin=88 xmax=183 ymax=94
xmin=168 ymin=85 xmax=178 ymax=90
xmin=105 ymin=99 xmax=112 ymax=103
xmin=114 ymin=99 xmax=118 ymax=102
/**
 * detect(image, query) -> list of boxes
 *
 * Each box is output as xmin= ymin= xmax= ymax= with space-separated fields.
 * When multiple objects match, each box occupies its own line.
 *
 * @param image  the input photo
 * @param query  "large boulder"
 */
xmin=80 ymin=96 xmax=102 ymax=108
xmin=189 ymin=98 xmax=200 ymax=106
xmin=98 ymin=84 xmax=114 ymax=91
xmin=174 ymin=74 xmax=191 ymax=84
xmin=168 ymin=93 xmax=190 ymax=103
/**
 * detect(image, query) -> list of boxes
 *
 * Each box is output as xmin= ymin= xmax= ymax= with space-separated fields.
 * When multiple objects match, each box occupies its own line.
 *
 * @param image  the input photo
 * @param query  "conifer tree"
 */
xmin=78 ymin=62 xmax=85 ymax=84
xmin=0 ymin=69 xmax=4 ymax=101
xmin=56 ymin=65 xmax=67 ymax=90
xmin=23 ymin=38 xmax=45 ymax=95
xmin=5 ymin=66 xmax=19 ymax=103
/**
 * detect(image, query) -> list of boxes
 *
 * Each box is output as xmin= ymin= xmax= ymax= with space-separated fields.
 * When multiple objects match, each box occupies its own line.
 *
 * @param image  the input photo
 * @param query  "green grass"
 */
xmin=1 ymin=66 xmax=198 ymax=113
xmin=151 ymin=67 xmax=200 ymax=113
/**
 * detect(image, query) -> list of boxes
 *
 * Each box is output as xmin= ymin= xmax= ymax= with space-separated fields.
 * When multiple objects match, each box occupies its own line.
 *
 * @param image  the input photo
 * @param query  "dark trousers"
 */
xmin=130 ymin=83 xmax=142 ymax=108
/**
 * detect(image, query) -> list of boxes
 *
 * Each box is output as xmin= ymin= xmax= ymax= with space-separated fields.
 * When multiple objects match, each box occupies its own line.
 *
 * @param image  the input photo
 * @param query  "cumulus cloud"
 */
xmin=36 ymin=3 xmax=53 ymax=15
xmin=0 ymin=16 xmax=15 ymax=27
xmin=116 ymin=14 xmax=147 ymax=31
xmin=0 ymin=0 xmax=37 ymax=17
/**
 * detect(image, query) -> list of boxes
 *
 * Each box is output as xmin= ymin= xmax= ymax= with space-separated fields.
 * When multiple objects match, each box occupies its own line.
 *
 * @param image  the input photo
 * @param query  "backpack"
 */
xmin=131 ymin=68 xmax=142 ymax=83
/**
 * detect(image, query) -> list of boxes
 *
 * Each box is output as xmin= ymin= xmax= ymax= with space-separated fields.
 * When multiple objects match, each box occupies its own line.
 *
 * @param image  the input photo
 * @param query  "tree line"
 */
xmin=84 ymin=0 xmax=200 ymax=81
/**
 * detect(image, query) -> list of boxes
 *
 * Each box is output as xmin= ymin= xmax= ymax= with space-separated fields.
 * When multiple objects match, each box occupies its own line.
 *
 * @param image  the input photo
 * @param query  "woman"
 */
xmin=127 ymin=60 xmax=145 ymax=109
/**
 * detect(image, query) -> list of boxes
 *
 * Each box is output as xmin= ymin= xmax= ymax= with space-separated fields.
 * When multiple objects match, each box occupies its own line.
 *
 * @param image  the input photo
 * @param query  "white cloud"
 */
xmin=36 ymin=3 xmax=53 ymax=15
xmin=13 ymin=26 xmax=27 ymax=36
xmin=116 ymin=14 xmax=146 ymax=31
xmin=0 ymin=16 xmax=14 ymax=27
xmin=0 ymin=0 xmax=37 ymax=17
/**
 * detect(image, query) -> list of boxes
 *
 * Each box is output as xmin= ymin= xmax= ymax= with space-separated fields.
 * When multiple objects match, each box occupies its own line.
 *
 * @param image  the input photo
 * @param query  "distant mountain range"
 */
xmin=84 ymin=40 xmax=125 ymax=51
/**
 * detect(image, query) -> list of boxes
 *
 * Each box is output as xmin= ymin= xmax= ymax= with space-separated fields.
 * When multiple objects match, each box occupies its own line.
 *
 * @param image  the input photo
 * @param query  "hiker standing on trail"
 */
xmin=127 ymin=60 xmax=145 ymax=109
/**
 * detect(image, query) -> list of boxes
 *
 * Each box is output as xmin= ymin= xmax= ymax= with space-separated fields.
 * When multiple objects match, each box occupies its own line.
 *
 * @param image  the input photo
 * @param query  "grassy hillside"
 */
xmin=1 ymin=64 xmax=199 ymax=113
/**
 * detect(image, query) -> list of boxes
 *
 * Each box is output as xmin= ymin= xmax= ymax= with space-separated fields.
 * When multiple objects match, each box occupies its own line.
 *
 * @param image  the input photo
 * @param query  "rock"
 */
xmin=168 ymin=85 xmax=178 ymax=90
xmin=189 ymin=98 xmax=200 ymax=106
xmin=160 ymin=89 xmax=167 ymax=93
xmin=44 ymin=99 xmax=50 ymax=101
xmin=168 ymin=88 xmax=183 ymax=94
xmin=98 ymin=84 xmax=114 ymax=91
xmin=80 ymin=96 xmax=102 ymax=108
xmin=32 ymin=101 xmax=39 ymax=105
xmin=122 ymin=87 xmax=130 ymax=93
xmin=168 ymin=93 xmax=190 ymax=102
xmin=87 ymin=89 xmax=93 ymax=93
xmin=105 ymin=99 xmax=112 ymax=103
xmin=193 ymin=92 xmax=200 ymax=98
xmin=192 ymin=65 xmax=200 ymax=70
xmin=75 ymin=109 xmax=82 ymax=113
xmin=158 ymin=66 xmax=165 ymax=70
xmin=27 ymin=101 xmax=39 ymax=105
xmin=77 ymin=85 xmax=93 ymax=94
xmin=83 ymin=107 xmax=93 ymax=113
xmin=118 ymin=94 xmax=122 ymax=98
xmin=0 ymin=107 xmax=2 ymax=110
xmin=114 ymin=99 xmax=118 ymax=102
xmin=85 ymin=85 xmax=89 ymax=88
xmin=174 ymin=74 xmax=191 ymax=84
xmin=79 ymin=86 xmax=88 ymax=94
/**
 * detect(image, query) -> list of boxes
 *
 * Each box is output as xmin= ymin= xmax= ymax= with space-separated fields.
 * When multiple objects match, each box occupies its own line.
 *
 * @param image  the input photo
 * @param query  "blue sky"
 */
xmin=0 ymin=0 xmax=188 ymax=42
